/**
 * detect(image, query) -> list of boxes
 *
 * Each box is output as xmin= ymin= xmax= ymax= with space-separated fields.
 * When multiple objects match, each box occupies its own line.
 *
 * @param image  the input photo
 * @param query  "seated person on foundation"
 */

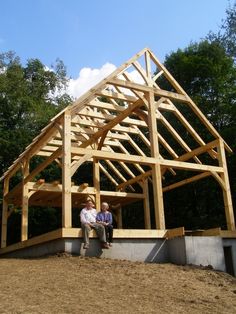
xmin=80 ymin=200 xmax=109 ymax=250
xmin=96 ymin=202 xmax=113 ymax=247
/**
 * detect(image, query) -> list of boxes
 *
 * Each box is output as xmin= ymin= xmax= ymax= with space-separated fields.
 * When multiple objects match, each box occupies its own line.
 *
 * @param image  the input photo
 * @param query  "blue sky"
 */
xmin=0 ymin=0 xmax=233 ymax=97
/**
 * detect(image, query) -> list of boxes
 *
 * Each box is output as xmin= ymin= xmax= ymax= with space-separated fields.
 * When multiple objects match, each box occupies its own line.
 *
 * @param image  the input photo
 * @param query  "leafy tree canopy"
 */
xmin=0 ymin=51 xmax=72 ymax=175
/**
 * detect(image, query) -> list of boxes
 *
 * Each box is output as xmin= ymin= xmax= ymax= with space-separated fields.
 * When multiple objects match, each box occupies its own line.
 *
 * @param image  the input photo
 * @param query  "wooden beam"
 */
xmin=70 ymin=154 xmax=92 ymax=177
xmin=167 ymin=227 xmax=185 ymax=239
xmin=93 ymin=155 xmax=101 ymax=211
xmin=1 ymin=177 xmax=9 ymax=248
xmin=176 ymin=139 xmax=219 ymax=162
xmin=145 ymin=50 xmax=152 ymax=82
xmin=160 ymin=113 xmax=202 ymax=164
xmin=78 ymin=98 xmax=144 ymax=149
xmin=21 ymin=160 xmax=29 ymax=241
xmin=143 ymin=179 xmax=151 ymax=229
xmin=109 ymin=78 xmax=189 ymax=103
xmin=71 ymin=146 xmax=157 ymax=165
xmin=147 ymin=91 xmax=165 ymax=229
xmin=117 ymin=170 xmax=152 ymax=191
xmin=210 ymin=171 xmax=226 ymax=190
xmin=159 ymin=159 xmax=224 ymax=173
xmin=217 ymin=139 xmax=235 ymax=230
xmin=100 ymin=190 xmax=144 ymax=199
xmin=25 ymin=148 xmax=62 ymax=184
xmin=97 ymin=89 xmax=138 ymax=102
xmin=62 ymin=111 xmax=72 ymax=228
xmin=163 ymin=172 xmax=211 ymax=192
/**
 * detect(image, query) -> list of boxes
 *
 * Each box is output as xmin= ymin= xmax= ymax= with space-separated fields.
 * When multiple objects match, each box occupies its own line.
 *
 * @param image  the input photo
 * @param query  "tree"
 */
xmin=207 ymin=2 xmax=236 ymax=59
xmin=0 ymin=52 xmax=72 ymax=176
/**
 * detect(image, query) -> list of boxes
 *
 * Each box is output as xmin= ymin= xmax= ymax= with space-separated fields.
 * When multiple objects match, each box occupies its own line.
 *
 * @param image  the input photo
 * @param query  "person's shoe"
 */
xmin=101 ymin=242 xmax=109 ymax=249
xmin=83 ymin=244 xmax=89 ymax=249
xmin=109 ymin=243 xmax=113 ymax=247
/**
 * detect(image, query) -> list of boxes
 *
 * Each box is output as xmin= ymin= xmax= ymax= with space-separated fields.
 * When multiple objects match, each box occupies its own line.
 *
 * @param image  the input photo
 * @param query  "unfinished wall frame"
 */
xmin=1 ymin=48 xmax=235 ymax=249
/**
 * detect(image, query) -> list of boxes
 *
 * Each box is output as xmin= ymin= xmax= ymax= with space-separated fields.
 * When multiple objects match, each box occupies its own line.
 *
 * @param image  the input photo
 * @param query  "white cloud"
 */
xmin=67 ymin=62 xmax=117 ymax=99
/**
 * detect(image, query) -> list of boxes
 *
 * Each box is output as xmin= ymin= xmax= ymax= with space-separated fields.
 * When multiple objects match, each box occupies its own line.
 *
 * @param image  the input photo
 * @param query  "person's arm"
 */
xmin=96 ymin=212 xmax=105 ymax=225
xmin=96 ymin=212 xmax=102 ymax=222
xmin=80 ymin=209 xmax=89 ymax=224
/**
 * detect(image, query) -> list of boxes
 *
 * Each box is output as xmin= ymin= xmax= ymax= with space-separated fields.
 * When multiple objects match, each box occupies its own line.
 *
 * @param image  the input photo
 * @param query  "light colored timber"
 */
xmin=99 ymin=163 xmax=119 ymax=187
xmin=117 ymin=208 xmax=123 ymax=228
xmin=220 ymin=230 xmax=236 ymax=238
xmin=97 ymin=89 xmax=138 ymax=102
xmin=167 ymin=227 xmax=185 ymax=239
xmin=78 ymin=98 xmax=144 ymax=149
xmin=143 ymin=179 xmax=151 ymax=229
xmin=145 ymin=50 xmax=152 ymax=82
xmin=117 ymin=170 xmax=152 ymax=191
xmin=217 ymin=139 xmax=235 ymax=230
xmin=109 ymin=78 xmax=189 ymax=103
xmin=176 ymin=139 xmax=219 ymax=162
xmin=104 ymin=160 xmax=135 ymax=192
xmin=163 ymin=172 xmax=212 ymax=192
xmin=159 ymin=113 xmax=202 ymax=164
xmin=201 ymin=228 xmax=221 ymax=236
xmin=210 ymin=171 xmax=226 ymax=190
xmin=62 ymin=111 xmax=72 ymax=228
xmin=21 ymin=160 xmax=30 ymax=241
xmin=159 ymin=159 xmax=223 ymax=173
xmin=93 ymin=155 xmax=101 ymax=211
xmin=100 ymin=190 xmax=144 ymax=199
xmin=147 ymin=91 xmax=165 ymax=229
xmin=1 ymin=177 xmax=9 ymax=248
xmin=70 ymin=154 xmax=92 ymax=176
xmin=71 ymin=146 xmax=224 ymax=173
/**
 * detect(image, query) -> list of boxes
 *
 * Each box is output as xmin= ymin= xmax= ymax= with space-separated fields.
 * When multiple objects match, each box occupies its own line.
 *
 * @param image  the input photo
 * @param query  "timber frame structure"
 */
xmin=1 ymin=47 xmax=235 ymax=249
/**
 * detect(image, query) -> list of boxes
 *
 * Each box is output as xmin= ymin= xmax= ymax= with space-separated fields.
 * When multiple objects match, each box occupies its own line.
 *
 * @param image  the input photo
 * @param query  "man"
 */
xmin=80 ymin=200 xmax=109 ymax=249
xmin=96 ymin=202 xmax=113 ymax=247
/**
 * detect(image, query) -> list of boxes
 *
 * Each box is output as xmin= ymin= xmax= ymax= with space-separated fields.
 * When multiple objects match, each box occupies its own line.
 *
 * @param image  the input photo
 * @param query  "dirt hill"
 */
xmin=0 ymin=255 xmax=235 ymax=314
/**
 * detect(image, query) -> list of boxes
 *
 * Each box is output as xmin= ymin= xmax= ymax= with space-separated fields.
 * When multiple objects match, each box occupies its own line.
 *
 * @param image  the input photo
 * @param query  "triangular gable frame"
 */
xmin=1 ymin=48 xmax=235 ymax=248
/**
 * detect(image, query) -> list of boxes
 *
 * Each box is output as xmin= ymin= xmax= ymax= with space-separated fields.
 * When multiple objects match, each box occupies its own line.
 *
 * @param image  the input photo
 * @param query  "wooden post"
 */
xmin=147 ymin=91 xmax=165 ymax=229
xmin=93 ymin=158 xmax=101 ymax=211
xmin=1 ymin=177 xmax=9 ymax=248
xmin=217 ymin=139 xmax=235 ymax=230
xmin=22 ymin=160 xmax=29 ymax=241
xmin=62 ymin=111 xmax=72 ymax=227
xmin=117 ymin=204 xmax=123 ymax=229
xmin=143 ymin=179 xmax=151 ymax=229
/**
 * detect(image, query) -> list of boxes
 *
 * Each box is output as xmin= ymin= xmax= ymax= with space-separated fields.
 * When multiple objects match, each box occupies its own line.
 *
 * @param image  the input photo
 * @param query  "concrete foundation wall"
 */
xmin=2 ymin=236 xmax=236 ymax=276
xmin=185 ymin=236 xmax=225 ymax=272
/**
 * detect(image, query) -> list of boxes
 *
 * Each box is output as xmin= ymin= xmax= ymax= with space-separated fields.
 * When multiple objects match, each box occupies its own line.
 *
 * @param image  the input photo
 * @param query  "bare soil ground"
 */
xmin=0 ymin=255 xmax=236 ymax=314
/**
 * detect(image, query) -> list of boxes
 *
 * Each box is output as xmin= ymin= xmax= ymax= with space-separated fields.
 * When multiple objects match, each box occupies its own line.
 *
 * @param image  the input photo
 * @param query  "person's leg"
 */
xmin=107 ymin=225 xmax=113 ymax=244
xmin=105 ymin=226 xmax=109 ymax=243
xmin=81 ymin=223 xmax=91 ymax=248
xmin=92 ymin=223 xmax=107 ymax=244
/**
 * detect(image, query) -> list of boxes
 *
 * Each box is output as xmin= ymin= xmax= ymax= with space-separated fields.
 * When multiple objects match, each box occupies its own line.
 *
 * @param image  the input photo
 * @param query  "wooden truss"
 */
xmin=1 ymin=48 xmax=235 ymax=248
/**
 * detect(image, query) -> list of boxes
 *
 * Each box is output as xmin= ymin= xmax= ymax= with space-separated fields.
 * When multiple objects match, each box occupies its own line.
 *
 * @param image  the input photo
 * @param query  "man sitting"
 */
xmin=80 ymin=200 xmax=109 ymax=250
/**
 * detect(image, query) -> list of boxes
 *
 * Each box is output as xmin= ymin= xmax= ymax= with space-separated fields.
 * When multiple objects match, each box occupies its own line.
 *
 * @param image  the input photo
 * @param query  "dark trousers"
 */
xmin=105 ymin=224 xmax=113 ymax=243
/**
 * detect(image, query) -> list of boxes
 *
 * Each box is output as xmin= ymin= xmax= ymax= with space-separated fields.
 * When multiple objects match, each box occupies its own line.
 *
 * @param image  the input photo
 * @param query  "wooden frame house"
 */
xmin=1 ymin=47 xmax=235 ymax=250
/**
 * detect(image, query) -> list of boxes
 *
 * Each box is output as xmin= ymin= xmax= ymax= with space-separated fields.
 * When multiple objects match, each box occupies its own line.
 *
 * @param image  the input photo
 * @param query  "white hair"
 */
xmin=101 ymin=202 xmax=109 ymax=209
